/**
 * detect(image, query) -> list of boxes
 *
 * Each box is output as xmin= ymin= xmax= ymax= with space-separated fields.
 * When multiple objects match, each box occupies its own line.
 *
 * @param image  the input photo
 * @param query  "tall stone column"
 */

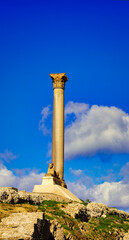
xmin=50 ymin=73 xmax=68 ymax=180
xmin=33 ymin=73 xmax=81 ymax=202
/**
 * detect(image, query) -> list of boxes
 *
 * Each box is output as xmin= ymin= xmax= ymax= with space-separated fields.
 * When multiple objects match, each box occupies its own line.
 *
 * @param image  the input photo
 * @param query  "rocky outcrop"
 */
xmin=86 ymin=202 xmax=108 ymax=218
xmin=50 ymin=220 xmax=65 ymax=240
xmin=0 ymin=212 xmax=45 ymax=239
xmin=1 ymin=187 xmax=129 ymax=239
xmin=62 ymin=202 xmax=90 ymax=221
xmin=0 ymin=187 xmax=19 ymax=204
xmin=62 ymin=202 xmax=129 ymax=222
xmin=0 ymin=212 xmax=65 ymax=240
xmin=87 ymin=202 xmax=129 ymax=219
xmin=0 ymin=187 xmax=70 ymax=204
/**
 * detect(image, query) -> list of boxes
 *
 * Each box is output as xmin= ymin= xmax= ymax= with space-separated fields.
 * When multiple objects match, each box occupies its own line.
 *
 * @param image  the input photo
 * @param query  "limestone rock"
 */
xmin=0 ymin=212 xmax=45 ymax=239
xmin=50 ymin=220 xmax=65 ymax=240
xmin=18 ymin=191 xmax=45 ymax=205
xmin=87 ymin=202 xmax=129 ymax=219
xmin=86 ymin=202 xmax=109 ymax=218
xmin=0 ymin=211 xmax=66 ymax=240
xmin=0 ymin=187 xmax=19 ymax=203
xmin=62 ymin=202 xmax=129 ymax=223
xmin=0 ymin=187 xmax=44 ymax=205
xmin=0 ymin=187 xmax=70 ymax=205
xmin=108 ymin=207 xmax=129 ymax=219
xmin=62 ymin=202 xmax=90 ymax=221
xmin=86 ymin=202 xmax=129 ymax=219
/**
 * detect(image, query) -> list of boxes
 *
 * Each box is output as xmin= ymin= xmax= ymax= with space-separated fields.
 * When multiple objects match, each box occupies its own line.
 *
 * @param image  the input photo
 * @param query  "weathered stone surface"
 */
xmin=62 ymin=202 xmax=129 ymax=223
xmin=108 ymin=207 xmax=129 ymax=219
xmin=0 ymin=187 xmax=19 ymax=203
xmin=0 ymin=187 xmax=71 ymax=205
xmin=50 ymin=220 xmax=65 ymax=240
xmin=0 ymin=212 xmax=45 ymax=239
xmin=62 ymin=202 xmax=90 ymax=222
xmin=87 ymin=202 xmax=129 ymax=219
xmin=86 ymin=202 xmax=109 ymax=218
xmin=0 ymin=212 xmax=66 ymax=240
xmin=18 ymin=191 xmax=45 ymax=205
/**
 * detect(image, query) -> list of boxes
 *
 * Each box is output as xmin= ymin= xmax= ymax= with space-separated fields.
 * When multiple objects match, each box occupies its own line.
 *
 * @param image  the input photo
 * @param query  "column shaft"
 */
xmin=52 ymin=89 xmax=56 ymax=169
xmin=52 ymin=88 xmax=64 ymax=180
xmin=50 ymin=73 xmax=68 ymax=181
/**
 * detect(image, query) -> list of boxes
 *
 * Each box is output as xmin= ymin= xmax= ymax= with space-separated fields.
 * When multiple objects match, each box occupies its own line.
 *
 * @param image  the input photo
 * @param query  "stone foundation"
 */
xmin=33 ymin=176 xmax=81 ymax=203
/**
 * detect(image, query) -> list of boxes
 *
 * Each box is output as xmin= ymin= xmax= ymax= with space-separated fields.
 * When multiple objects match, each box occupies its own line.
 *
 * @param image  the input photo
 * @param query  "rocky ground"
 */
xmin=0 ymin=187 xmax=129 ymax=239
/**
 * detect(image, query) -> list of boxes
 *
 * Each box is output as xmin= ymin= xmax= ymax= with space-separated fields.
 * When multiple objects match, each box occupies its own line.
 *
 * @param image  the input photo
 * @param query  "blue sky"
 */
xmin=0 ymin=0 xmax=129 ymax=211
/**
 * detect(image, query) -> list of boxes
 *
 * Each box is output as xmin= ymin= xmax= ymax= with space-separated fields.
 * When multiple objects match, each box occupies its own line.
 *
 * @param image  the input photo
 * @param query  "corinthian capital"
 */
xmin=50 ymin=73 xmax=68 ymax=89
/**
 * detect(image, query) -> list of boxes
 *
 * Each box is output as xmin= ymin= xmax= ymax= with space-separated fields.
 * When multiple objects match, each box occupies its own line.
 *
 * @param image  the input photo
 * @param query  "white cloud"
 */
xmin=67 ymin=181 xmax=88 ymax=200
xmin=65 ymin=102 xmax=129 ymax=159
xmin=1 ymin=163 xmax=129 ymax=210
xmin=69 ymin=168 xmax=83 ymax=176
xmin=98 ymin=169 xmax=117 ymax=183
xmin=18 ymin=171 xmax=44 ymax=192
xmin=39 ymin=105 xmax=51 ymax=135
xmin=0 ymin=164 xmax=17 ymax=187
xmin=87 ymin=181 xmax=129 ymax=209
xmin=119 ymin=162 xmax=129 ymax=182
xmin=67 ymin=180 xmax=129 ymax=209
xmin=0 ymin=164 xmax=45 ymax=192
xmin=0 ymin=150 xmax=18 ymax=163
xmin=65 ymin=101 xmax=89 ymax=117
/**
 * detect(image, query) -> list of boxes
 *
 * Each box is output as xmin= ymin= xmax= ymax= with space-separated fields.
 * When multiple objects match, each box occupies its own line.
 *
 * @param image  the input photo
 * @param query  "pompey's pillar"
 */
xmin=33 ymin=73 xmax=81 ymax=202
xmin=50 ymin=73 xmax=68 ymax=181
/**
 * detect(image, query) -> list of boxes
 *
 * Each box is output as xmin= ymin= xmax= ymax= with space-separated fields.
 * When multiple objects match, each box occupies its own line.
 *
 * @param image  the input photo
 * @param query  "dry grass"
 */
xmin=0 ymin=202 xmax=41 ymax=221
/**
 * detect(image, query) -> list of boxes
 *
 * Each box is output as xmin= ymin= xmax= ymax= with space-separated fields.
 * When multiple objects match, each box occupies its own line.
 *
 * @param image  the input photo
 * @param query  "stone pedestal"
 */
xmin=33 ymin=176 xmax=81 ymax=202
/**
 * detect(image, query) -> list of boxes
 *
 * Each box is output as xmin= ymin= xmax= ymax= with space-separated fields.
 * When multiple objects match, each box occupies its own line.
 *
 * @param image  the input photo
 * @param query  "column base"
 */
xmin=33 ymin=176 xmax=81 ymax=203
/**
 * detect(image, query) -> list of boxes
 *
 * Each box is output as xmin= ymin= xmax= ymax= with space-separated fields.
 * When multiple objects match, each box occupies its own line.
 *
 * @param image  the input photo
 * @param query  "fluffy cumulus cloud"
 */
xmin=67 ymin=181 xmax=88 ymax=200
xmin=65 ymin=101 xmax=89 ymax=117
xmin=39 ymin=105 xmax=51 ymax=135
xmin=40 ymin=101 xmax=129 ymax=160
xmin=86 ymin=181 xmax=129 ymax=209
xmin=65 ymin=102 xmax=129 ymax=159
xmin=67 ymin=180 xmax=129 ymax=209
xmin=0 ymin=164 xmax=17 ymax=187
xmin=0 ymin=164 xmax=45 ymax=192
xmin=67 ymin=161 xmax=129 ymax=210
xmin=18 ymin=171 xmax=44 ymax=192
